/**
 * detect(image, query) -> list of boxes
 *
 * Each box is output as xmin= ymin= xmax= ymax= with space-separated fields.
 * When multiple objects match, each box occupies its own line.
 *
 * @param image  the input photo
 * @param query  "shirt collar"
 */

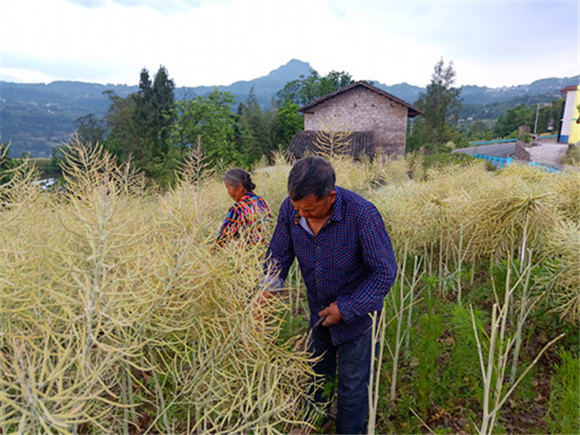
xmin=329 ymin=186 xmax=344 ymax=222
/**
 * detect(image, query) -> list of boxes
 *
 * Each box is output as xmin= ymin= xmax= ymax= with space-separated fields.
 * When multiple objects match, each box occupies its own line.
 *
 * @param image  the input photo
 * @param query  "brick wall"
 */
xmin=303 ymin=87 xmax=408 ymax=156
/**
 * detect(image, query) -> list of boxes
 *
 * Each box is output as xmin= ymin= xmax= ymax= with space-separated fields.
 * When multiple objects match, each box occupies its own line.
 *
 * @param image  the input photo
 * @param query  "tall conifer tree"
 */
xmin=152 ymin=66 xmax=175 ymax=157
xmin=412 ymin=58 xmax=462 ymax=150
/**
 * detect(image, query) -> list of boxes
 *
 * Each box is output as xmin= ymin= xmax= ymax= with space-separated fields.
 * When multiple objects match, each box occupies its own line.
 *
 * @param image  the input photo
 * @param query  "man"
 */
xmin=265 ymin=156 xmax=397 ymax=434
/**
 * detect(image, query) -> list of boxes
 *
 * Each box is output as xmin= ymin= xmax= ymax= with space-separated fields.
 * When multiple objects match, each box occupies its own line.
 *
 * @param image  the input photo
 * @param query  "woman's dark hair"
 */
xmin=288 ymin=156 xmax=335 ymax=201
xmin=223 ymin=169 xmax=256 ymax=191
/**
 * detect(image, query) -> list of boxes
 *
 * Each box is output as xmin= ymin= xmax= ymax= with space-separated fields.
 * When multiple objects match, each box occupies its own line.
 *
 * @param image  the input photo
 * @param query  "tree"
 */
xmin=536 ymin=98 xmax=563 ymax=135
xmin=464 ymin=120 xmax=494 ymax=142
xmin=411 ymin=58 xmax=462 ymax=152
xmin=492 ymin=98 xmax=562 ymax=139
xmin=168 ymin=89 xmax=242 ymax=166
xmin=0 ymin=141 xmax=26 ymax=185
xmin=103 ymin=90 xmax=141 ymax=162
xmin=494 ymin=104 xmax=534 ymax=138
xmin=274 ymin=100 xmax=304 ymax=150
xmin=236 ymin=87 xmax=276 ymax=163
xmin=103 ymin=66 xmax=175 ymax=176
xmin=318 ymin=71 xmax=354 ymax=97
xmin=132 ymin=68 xmax=155 ymax=161
xmin=276 ymin=71 xmax=320 ymax=106
xmin=151 ymin=66 xmax=175 ymax=156
xmin=132 ymin=66 xmax=175 ymax=160
xmin=75 ymin=113 xmax=106 ymax=146
xmin=276 ymin=70 xmax=354 ymax=106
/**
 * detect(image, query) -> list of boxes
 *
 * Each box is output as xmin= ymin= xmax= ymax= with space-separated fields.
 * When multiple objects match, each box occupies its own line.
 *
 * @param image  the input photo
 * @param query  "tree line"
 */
xmin=2 ymin=61 xmax=566 ymax=185
xmin=406 ymin=58 xmax=563 ymax=153
xmin=64 ymin=67 xmax=356 ymax=187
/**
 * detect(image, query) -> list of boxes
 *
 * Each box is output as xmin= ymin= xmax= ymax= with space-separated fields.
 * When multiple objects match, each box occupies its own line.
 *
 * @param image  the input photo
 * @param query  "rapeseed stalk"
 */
xmin=509 ymin=251 xmax=536 ymax=385
xmin=369 ymin=247 xmax=422 ymax=432
xmin=470 ymin=257 xmax=564 ymax=435
xmin=2 ymin=148 xmax=576 ymax=433
xmin=466 ymin=170 xmax=557 ymax=263
xmin=537 ymin=219 xmax=580 ymax=324
xmin=0 ymin=140 xmax=318 ymax=433
xmin=313 ymin=118 xmax=353 ymax=157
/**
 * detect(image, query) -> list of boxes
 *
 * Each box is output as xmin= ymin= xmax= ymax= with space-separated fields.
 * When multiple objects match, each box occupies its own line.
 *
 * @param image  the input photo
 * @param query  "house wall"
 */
xmin=303 ymin=87 xmax=408 ymax=156
xmin=570 ymin=87 xmax=580 ymax=144
xmin=559 ymin=86 xmax=579 ymax=144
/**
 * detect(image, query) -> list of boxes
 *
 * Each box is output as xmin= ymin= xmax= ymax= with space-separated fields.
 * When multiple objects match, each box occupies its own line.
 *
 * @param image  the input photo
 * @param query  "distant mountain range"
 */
xmin=1 ymin=59 xmax=578 ymax=157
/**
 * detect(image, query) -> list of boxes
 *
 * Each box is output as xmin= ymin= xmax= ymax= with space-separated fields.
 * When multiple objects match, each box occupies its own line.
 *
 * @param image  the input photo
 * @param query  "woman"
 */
xmin=216 ymin=169 xmax=272 ymax=246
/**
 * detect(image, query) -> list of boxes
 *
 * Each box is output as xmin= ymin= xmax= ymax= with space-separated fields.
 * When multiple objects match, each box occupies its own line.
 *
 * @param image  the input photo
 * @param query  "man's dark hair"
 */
xmin=288 ymin=156 xmax=336 ymax=201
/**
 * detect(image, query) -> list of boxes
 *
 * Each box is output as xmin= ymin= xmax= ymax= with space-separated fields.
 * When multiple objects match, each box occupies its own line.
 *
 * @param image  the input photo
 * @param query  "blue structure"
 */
xmin=528 ymin=161 xmax=562 ymax=173
xmin=473 ymin=138 xmax=517 ymax=146
xmin=472 ymin=134 xmax=557 ymax=147
xmin=474 ymin=153 xmax=514 ymax=169
xmin=473 ymin=153 xmax=562 ymax=173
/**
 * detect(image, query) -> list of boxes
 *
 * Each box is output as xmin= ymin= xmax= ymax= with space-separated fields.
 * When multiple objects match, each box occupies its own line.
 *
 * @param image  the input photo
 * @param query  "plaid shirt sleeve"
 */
xmin=335 ymin=204 xmax=398 ymax=323
xmin=216 ymin=193 xmax=271 ymax=246
xmin=264 ymin=198 xmax=295 ymax=282
xmin=216 ymin=204 xmax=242 ymax=244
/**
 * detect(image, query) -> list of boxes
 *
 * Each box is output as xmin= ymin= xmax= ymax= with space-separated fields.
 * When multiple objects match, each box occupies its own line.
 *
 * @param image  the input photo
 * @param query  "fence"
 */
xmin=472 ymin=134 xmax=557 ymax=147
xmin=473 ymin=138 xmax=517 ymax=146
xmin=474 ymin=153 xmax=513 ymax=169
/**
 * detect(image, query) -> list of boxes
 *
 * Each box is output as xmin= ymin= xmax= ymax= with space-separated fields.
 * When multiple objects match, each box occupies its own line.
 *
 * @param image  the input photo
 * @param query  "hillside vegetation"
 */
xmin=1 ymin=60 xmax=577 ymax=158
xmin=1 ymin=143 xmax=578 ymax=434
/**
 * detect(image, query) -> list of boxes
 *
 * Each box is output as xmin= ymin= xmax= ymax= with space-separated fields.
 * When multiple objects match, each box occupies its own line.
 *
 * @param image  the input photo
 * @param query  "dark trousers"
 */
xmin=308 ymin=324 xmax=373 ymax=434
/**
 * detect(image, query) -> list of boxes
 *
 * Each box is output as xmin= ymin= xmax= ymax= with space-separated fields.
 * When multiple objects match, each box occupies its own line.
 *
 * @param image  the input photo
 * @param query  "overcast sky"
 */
xmin=1 ymin=0 xmax=578 ymax=88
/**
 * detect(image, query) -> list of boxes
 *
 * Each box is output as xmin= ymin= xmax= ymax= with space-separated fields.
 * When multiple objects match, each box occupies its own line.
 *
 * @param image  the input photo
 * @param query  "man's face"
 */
xmin=290 ymin=191 xmax=336 ymax=220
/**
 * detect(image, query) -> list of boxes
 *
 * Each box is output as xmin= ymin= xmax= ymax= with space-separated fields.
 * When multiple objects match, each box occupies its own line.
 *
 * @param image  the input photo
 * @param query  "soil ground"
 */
xmin=527 ymin=141 xmax=569 ymax=166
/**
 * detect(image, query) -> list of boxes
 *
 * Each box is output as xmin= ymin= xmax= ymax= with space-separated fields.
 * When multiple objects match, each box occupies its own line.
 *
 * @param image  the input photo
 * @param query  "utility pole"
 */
xmin=533 ymin=103 xmax=540 ymax=136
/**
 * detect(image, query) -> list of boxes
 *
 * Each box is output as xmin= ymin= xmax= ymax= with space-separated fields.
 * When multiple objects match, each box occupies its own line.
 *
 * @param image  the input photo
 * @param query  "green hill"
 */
xmin=0 ymin=60 xmax=577 ymax=157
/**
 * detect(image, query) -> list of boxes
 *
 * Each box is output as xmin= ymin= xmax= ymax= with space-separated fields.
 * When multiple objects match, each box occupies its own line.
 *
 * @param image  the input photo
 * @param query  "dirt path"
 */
xmin=527 ymin=141 xmax=569 ymax=166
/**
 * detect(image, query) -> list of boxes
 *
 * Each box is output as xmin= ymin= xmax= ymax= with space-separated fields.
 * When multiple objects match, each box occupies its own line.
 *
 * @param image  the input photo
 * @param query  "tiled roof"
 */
xmin=299 ymin=81 xmax=421 ymax=117
xmin=561 ymin=85 xmax=579 ymax=93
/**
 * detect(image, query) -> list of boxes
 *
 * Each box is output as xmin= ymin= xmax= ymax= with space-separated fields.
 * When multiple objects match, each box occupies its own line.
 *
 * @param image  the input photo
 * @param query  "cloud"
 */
xmin=69 ymin=0 xmax=204 ymax=14
xmin=0 ymin=0 xmax=578 ymax=88
xmin=0 ymin=68 xmax=60 ymax=83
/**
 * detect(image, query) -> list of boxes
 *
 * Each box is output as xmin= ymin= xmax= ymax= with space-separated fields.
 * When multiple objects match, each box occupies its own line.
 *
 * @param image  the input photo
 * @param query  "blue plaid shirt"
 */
xmin=266 ymin=187 xmax=397 ymax=345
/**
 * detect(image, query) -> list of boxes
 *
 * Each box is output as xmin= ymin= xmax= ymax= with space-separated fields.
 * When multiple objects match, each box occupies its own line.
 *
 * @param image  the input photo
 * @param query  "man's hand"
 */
xmin=257 ymin=290 xmax=274 ymax=305
xmin=253 ymin=290 xmax=274 ymax=322
xmin=318 ymin=302 xmax=342 ymax=326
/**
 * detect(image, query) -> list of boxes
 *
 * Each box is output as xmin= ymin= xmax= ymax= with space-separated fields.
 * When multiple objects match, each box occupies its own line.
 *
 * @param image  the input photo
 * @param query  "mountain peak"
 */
xmin=210 ymin=59 xmax=313 ymax=99
xmin=264 ymin=59 xmax=313 ymax=80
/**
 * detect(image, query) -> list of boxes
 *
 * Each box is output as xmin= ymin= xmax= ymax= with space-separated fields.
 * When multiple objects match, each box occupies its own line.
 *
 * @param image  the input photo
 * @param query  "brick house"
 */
xmin=288 ymin=81 xmax=421 ymax=158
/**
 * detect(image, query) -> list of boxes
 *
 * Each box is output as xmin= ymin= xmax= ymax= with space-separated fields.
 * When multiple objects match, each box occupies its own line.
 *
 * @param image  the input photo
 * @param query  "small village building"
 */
xmin=558 ymin=85 xmax=580 ymax=144
xmin=288 ymin=81 xmax=421 ymax=159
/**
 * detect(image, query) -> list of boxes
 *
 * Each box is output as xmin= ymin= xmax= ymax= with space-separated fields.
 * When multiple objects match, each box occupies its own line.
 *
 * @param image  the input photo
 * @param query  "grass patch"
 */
xmin=423 ymin=152 xmax=475 ymax=169
xmin=562 ymin=144 xmax=580 ymax=166
xmin=545 ymin=349 xmax=580 ymax=434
